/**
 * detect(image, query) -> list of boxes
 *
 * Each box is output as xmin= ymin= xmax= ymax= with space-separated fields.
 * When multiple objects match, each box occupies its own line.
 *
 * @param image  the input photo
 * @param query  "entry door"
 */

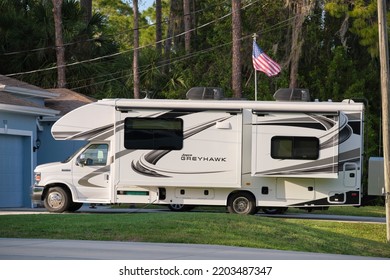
xmin=72 ymin=143 xmax=110 ymax=202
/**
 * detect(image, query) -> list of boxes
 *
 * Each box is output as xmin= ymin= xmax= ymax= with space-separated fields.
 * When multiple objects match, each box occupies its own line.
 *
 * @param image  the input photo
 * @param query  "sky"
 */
xmin=139 ymin=0 xmax=155 ymax=11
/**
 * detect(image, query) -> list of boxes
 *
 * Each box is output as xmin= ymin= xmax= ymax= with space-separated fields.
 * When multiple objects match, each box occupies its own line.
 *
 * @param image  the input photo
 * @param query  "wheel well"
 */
xmin=42 ymin=183 xmax=72 ymax=201
xmin=227 ymin=190 xmax=256 ymax=206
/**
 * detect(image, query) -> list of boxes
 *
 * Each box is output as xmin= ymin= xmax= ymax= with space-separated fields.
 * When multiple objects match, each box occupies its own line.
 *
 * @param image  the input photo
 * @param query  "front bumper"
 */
xmin=31 ymin=185 xmax=44 ymax=206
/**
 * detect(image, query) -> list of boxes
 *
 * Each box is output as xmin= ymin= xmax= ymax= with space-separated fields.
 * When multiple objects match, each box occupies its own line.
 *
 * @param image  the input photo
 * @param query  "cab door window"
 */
xmin=78 ymin=144 xmax=108 ymax=166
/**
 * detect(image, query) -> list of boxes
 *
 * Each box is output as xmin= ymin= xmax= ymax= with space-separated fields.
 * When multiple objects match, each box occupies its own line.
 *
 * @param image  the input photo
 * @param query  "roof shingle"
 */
xmin=0 ymin=75 xmax=95 ymax=115
xmin=46 ymin=88 xmax=96 ymax=115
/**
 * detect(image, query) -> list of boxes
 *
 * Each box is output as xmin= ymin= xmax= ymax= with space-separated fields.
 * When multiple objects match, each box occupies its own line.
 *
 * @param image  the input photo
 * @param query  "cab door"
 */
xmin=72 ymin=143 xmax=111 ymax=202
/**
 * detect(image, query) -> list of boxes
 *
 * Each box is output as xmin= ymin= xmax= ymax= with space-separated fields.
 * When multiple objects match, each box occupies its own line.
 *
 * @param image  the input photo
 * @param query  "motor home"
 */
xmin=33 ymin=88 xmax=365 ymax=214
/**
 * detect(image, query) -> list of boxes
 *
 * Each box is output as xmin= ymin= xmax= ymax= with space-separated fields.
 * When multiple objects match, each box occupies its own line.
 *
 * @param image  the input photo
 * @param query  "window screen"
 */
xmin=124 ymin=118 xmax=183 ymax=150
xmin=271 ymin=136 xmax=319 ymax=160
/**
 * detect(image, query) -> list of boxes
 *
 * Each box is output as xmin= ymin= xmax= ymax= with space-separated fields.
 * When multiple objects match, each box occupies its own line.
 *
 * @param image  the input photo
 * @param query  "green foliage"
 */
xmin=0 ymin=0 xmax=388 ymax=156
xmin=0 ymin=0 xmax=122 ymax=97
xmin=325 ymin=0 xmax=380 ymax=57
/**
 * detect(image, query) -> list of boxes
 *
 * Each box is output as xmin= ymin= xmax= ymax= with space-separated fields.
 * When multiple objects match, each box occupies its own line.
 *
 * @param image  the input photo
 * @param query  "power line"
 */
xmin=3 ymin=0 xmax=248 ymax=78
xmin=69 ymin=27 xmax=297 ymax=90
xmin=69 ymin=40 xmax=233 ymax=91
xmin=69 ymin=23 xmax=296 ymax=92
xmin=0 ymin=0 xmax=230 ymax=57
xmin=4 ymin=0 xmax=301 ymax=92
xmin=67 ymin=4 xmax=299 ymax=91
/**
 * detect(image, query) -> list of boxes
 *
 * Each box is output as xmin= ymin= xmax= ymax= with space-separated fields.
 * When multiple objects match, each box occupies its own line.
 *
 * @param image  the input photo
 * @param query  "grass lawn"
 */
xmin=0 ymin=209 xmax=389 ymax=258
xmin=117 ymin=204 xmax=387 ymax=217
xmin=285 ymin=205 xmax=386 ymax=217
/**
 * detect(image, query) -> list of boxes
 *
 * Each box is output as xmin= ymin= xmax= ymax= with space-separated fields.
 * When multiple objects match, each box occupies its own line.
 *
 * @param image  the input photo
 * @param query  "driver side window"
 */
xmin=78 ymin=144 xmax=108 ymax=166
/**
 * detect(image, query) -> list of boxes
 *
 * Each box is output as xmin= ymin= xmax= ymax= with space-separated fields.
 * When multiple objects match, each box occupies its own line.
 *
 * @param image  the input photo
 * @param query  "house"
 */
xmin=0 ymin=75 xmax=95 ymax=207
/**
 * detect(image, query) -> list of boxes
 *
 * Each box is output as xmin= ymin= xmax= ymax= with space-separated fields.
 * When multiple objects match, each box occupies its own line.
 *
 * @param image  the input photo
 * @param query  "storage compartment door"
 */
xmin=276 ymin=178 xmax=315 ymax=200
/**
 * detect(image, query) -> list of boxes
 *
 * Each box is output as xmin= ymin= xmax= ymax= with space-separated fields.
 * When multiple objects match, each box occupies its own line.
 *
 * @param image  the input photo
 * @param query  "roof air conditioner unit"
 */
xmin=273 ymin=88 xmax=310 ymax=101
xmin=186 ymin=87 xmax=224 ymax=100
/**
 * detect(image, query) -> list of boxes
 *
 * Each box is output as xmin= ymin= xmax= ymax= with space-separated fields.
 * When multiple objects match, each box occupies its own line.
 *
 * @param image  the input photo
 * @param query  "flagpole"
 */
xmin=254 ymin=67 xmax=258 ymax=101
xmin=252 ymin=33 xmax=258 ymax=101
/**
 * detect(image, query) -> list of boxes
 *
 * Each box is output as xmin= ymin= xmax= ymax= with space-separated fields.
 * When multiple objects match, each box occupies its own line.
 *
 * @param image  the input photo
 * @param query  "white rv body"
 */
xmin=34 ymin=96 xmax=364 ymax=214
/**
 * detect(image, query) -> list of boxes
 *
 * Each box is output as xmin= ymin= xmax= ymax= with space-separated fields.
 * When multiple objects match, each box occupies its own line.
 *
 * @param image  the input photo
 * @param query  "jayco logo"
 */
xmin=181 ymin=154 xmax=227 ymax=162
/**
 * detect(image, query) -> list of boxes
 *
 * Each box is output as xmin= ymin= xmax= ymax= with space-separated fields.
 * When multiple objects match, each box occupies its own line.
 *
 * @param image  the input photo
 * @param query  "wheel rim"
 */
xmin=232 ymin=197 xmax=250 ymax=214
xmin=47 ymin=191 xmax=64 ymax=210
xmin=170 ymin=204 xmax=184 ymax=210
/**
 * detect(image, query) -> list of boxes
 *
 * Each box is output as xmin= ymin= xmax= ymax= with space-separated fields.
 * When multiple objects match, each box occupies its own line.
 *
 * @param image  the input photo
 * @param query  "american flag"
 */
xmin=252 ymin=41 xmax=281 ymax=77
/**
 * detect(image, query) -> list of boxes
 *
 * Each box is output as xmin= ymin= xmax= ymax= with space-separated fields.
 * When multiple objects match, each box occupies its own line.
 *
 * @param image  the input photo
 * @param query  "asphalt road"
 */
xmin=0 ymin=238 xmax=385 ymax=260
xmin=0 ymin=205 xmax=386 ymax=224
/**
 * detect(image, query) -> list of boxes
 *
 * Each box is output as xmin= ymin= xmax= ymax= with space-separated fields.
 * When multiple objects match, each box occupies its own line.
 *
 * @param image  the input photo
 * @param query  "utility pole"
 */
xmin=377 ymin=0 xmax=390 ymax=242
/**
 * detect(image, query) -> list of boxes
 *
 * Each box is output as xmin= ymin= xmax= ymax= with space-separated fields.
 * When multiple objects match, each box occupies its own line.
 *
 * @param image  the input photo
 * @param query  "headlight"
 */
xmin=34 ymin=172 xmax=41 ymax=184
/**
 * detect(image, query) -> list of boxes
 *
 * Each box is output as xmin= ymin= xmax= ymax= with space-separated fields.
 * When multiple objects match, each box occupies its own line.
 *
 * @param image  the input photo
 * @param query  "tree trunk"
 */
xmin=80 ymin=0 xmax=92 ymax=25
xmin=169 ymin=0 xmax=183 ymax=51
xmin=156 ymin=0 xmax=162 ymax=57
xmin=289 ymin=1 xmax=303 ymax=88
xmin=164 ymin=0 xmax=178 ymax=73
xmin=191 ymin=0 xmax=197 ymax=49
xmin=232 ymin=0 xmax=242 ymax=98
xmin=183 ymin=0 xmax=191 ymax=54
xmin=52 ymin=0 xmax=66 ymax=88
xmin=133 ymin=0 xmax=140 ymax=99
xmin=287 ymin=0 xmax=314 ymax=88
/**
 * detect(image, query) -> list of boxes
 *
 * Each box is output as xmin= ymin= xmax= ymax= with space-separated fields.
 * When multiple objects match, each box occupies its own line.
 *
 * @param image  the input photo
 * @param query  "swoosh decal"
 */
xmin=78 ymin=165 xmax=110 ymax=188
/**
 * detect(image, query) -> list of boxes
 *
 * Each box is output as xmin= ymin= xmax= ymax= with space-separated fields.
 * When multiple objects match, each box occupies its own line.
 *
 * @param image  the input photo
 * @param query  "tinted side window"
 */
xmin=271 ymin=136 xmax=319 ymax=160
xmin=124 ymin=118 xmax=183 ymax=150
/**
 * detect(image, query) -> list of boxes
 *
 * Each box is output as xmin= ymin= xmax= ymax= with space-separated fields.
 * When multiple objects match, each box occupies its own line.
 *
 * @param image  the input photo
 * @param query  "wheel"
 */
xmin=168 ymin=204 xmax=195 ymax=212
xmin=43 ymin=187 xmax=71 ymax=213
xmin=227 ymin=192 xmax=257 ymax=215
xmin=261 ymin=207 xmax=288 ymax=214
xmin=67 ymin=202 xmax=83 ymax=212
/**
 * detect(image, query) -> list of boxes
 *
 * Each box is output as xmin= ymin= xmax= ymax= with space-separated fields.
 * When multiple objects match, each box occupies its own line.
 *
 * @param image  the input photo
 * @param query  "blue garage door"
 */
xmin=0 ymin=134 xmax=27 ymax=207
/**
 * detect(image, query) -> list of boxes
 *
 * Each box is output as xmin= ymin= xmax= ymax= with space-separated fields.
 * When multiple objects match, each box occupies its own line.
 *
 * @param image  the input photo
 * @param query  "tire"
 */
xmin=43 ymin=187 xmax=71 ymax=213
xmin=261 ymin=207 xmax=288 ymax=214
xmin=227 ymin=192 xmax=257 ymax=215
xmin=168 ymin=204 xmax=195 ymax=212
xmin=68 ymin=202 xmax=83 ymax=212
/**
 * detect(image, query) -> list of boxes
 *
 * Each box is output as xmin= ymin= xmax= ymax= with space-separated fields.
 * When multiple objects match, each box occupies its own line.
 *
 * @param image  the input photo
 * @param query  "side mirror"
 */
xmin=76 ymin=154 xmax=87 ymax=167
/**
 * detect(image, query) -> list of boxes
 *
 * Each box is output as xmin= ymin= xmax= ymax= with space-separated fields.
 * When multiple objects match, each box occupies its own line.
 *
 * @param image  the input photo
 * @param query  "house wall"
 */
xmin=37 ymin=121 xmax=86 ymax=165
xmin=0 ymin=112 xmax=85 ymax=208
